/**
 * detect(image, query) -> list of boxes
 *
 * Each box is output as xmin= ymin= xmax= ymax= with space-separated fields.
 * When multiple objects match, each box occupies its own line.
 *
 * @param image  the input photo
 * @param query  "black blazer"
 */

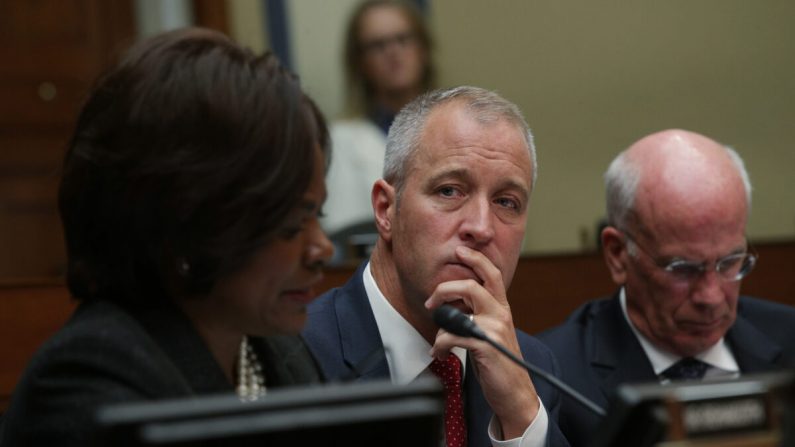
xmin=302 ymin=262 xmax=571 ymax=447
xmin=537 ymin=293 xmax=795 ymax=447
xmin=0 ymin=299 xmax=321 ymax=446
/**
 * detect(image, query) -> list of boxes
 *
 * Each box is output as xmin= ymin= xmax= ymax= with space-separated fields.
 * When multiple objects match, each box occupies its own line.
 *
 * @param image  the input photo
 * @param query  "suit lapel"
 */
xmin=132 ymin=302 xmax=232 ymax=395
xmin=588 ymin=296 xmax=784 ymax=397
xmin=254 ymin=335 xmax=322 ymax=386
xmin=335 ymin=263 xmax=391 ymax=380
xmin=726 ymin=309 xmax=783 ymax=374
xmin=589 ymin=296 xmax=657 ymax=402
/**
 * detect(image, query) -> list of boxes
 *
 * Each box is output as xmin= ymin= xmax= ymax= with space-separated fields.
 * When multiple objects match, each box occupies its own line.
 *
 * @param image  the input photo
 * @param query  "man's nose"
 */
xmin=459 ymin=197 xmax=495 ymax=246
xmin=690 ymin=269 xmax=725 ymax=306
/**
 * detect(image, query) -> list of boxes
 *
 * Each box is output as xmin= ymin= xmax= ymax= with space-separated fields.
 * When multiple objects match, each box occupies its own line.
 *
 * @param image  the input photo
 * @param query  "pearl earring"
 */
xmin=177 ymin=258 xmax=190 ymax=276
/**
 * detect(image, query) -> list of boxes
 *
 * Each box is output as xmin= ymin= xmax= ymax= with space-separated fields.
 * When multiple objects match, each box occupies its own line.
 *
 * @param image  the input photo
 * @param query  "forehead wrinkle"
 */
xmin=634 ymin=202 xmax=748 ymax=262
xmin=415 ymin=103 xmax=534 ymax=193
xmin=431 ymin=144 xmax=530 ymax=178
xmin=425 ymin=166 xmax=471 ymax=185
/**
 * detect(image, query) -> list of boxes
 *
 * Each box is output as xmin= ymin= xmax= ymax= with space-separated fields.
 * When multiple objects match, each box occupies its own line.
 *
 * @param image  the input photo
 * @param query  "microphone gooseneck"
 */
xmin=432 ymin=304 xmax=606 ymax=418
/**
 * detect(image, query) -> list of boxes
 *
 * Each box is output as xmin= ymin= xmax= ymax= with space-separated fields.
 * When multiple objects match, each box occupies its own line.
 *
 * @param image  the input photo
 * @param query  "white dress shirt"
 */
xmin=619 ymin=288 xmax=740 ymax=383
xmin=363 ymin=262 xmax=549 ymax=447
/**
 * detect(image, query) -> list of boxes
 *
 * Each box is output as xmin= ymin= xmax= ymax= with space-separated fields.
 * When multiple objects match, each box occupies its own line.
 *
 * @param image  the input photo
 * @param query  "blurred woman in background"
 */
xmin=323 ymin=0 xmax=435 ymax=258
xmin=0 ymin=27 xmax=333 ymax=446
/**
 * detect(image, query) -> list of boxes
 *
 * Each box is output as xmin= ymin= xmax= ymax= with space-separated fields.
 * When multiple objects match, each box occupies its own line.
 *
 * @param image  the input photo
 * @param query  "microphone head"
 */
xmin=432 ymin=305 xmax=484 ymax=339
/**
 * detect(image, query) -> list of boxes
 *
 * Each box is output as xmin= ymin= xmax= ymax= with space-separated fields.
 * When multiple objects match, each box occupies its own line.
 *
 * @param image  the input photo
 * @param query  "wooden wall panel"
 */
xmin=193 ymin=0 xmax=230 ymax=35
xmin=0 ymin=131 xmax=66 ymax=277
xmin=317 ymin=240 xmax=795 ymax=334
xmin=507 ymin=251 xmax=615 ymax=334
xmin=0 ymin=0 xmax=134 ymax=280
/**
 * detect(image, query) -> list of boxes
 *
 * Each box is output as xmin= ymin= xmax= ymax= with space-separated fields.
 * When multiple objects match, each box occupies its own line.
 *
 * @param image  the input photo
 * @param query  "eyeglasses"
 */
xmin=621 ymin=231 xmax=758 ymax=282
xmin=360 ymin=31 xmax=417 ymax=55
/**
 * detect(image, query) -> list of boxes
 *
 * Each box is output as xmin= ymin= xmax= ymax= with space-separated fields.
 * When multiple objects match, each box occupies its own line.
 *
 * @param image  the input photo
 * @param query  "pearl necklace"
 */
xmin=236 ymin=335 xmax=266 ymax=401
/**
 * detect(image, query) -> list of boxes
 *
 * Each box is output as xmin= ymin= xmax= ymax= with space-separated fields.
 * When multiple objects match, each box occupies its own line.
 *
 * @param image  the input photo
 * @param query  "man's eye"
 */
xmin=438 ymin=186 xmax=458 ymax=197
xmin=495 ymin=197 xmax=519 ymax=210
xmin=666 ymin=261 xmax=703 ymax=278
xmin=717 ymin=255 xmax=744 ymax=275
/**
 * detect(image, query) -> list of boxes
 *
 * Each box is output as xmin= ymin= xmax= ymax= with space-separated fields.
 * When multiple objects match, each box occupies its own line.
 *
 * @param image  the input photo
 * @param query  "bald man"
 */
xmin=538 ymin=129 xmax=795 ymax=446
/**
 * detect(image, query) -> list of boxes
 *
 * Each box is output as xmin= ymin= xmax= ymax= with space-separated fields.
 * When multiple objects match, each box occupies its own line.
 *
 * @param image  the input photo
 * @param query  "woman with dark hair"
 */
xmin=0 ymin=27 xmax=333 ymax=446
xmin=322 ymin=0 xmax=435 ymax=253
xmin=343 ymin=0 xmax=434 ymax=121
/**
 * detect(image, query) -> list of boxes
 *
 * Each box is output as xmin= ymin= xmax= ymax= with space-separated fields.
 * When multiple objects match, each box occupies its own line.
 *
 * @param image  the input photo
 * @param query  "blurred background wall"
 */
xmin=283 ymin=0 xmax=795 ymax=254
xmin=1 ymin=0 xmax=793 ymax=280
xmin=430 ymin=1 xmax=795 ymax=254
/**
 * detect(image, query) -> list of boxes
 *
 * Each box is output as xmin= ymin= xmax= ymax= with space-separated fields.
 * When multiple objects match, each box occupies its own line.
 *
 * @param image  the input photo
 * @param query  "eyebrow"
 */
xmin=726 ymin=245 xmax=749 ymax=256
xmin=426 ymin=168 xmax=471 ymax=187
xmin=667 ymin=245 xmax=749 ymax=264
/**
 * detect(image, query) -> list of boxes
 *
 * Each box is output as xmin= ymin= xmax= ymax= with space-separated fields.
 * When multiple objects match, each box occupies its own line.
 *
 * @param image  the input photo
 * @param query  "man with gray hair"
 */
xmin=538 ymin=129 xmax=795 ymax=446
xmin=304 ymin=86 xmax=569 ymax=446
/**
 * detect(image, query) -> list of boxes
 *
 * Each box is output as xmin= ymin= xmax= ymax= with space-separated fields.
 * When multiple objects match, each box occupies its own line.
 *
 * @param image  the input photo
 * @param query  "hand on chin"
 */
xmin=441 ymin=262 xmax=484 ymax=285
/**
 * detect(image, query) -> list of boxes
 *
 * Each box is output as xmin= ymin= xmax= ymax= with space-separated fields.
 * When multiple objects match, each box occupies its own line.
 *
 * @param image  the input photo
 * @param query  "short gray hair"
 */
xmin=604 ymin=145 xmax=752 ymax=230
xmin=384 ymin=86 xmax=536 ymax=193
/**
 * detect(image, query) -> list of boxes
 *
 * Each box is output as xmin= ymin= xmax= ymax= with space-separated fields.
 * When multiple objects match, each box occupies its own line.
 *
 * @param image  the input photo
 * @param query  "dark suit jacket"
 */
xmin=537 ymin=293 xmax=795 ymax=447
xmin=303 ymin=263 xmax=570 ymax=447
xmin=0 ymin=299 xmax=321 ymax=447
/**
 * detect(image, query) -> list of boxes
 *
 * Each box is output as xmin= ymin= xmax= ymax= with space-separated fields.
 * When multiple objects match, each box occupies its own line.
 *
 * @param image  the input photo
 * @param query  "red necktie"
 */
xmin=429 ymin=355 xmax=467 ymax=447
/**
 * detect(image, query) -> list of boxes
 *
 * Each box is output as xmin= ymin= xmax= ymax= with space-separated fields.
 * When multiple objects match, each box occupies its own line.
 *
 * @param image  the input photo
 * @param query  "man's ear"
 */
xmin=372 ymin=179 xmax=396 ymax=242
xmin=602 ymin=226 xmax=628 ymax=285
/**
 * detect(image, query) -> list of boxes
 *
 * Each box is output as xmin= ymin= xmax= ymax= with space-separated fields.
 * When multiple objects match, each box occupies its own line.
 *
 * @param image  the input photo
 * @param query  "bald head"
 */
xmin=602 ymin=129 xmax=754 ymax=358
xmin=605 ymin=129 xmax=751 ymax=234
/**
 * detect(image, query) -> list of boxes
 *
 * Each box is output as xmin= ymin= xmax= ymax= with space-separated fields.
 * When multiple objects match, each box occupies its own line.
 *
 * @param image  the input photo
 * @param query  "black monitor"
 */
xmin=592 ymin=371 xmax=794 ymax=447
xmin=94 ymin=378 xmax=442 ymax=446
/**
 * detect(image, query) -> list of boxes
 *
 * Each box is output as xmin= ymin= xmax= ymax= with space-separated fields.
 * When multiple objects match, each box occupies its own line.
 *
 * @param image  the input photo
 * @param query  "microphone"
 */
xmin=433 ymin=304 xmax=606 ymax=417
xmin=433 ymin=304 xmax=488 ymax=340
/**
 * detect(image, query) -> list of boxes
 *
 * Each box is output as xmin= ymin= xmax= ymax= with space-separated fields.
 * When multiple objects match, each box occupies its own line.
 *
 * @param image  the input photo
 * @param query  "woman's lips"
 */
xmin=282 ymin=274 xmax=324 ymax=305
xmin=281 ymin=288 xmax=316 ymax=305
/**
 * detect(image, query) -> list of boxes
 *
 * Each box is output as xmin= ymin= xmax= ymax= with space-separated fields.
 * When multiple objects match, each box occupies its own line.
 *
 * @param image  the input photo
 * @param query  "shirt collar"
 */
xmin=363 ymin=262 xmax=467 ymax=384
xmin=619 ymin=287 xmax=739 ymax=378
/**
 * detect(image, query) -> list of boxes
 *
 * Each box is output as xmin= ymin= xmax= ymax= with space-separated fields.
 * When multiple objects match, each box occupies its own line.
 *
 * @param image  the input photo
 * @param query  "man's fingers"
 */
xmin=454 ymin=246 xmax=508 ymax=305
xmin=430 ymin=328 xmax=485 ymax=358
xmin=424 ymin=278 xmax=498 ymax=315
